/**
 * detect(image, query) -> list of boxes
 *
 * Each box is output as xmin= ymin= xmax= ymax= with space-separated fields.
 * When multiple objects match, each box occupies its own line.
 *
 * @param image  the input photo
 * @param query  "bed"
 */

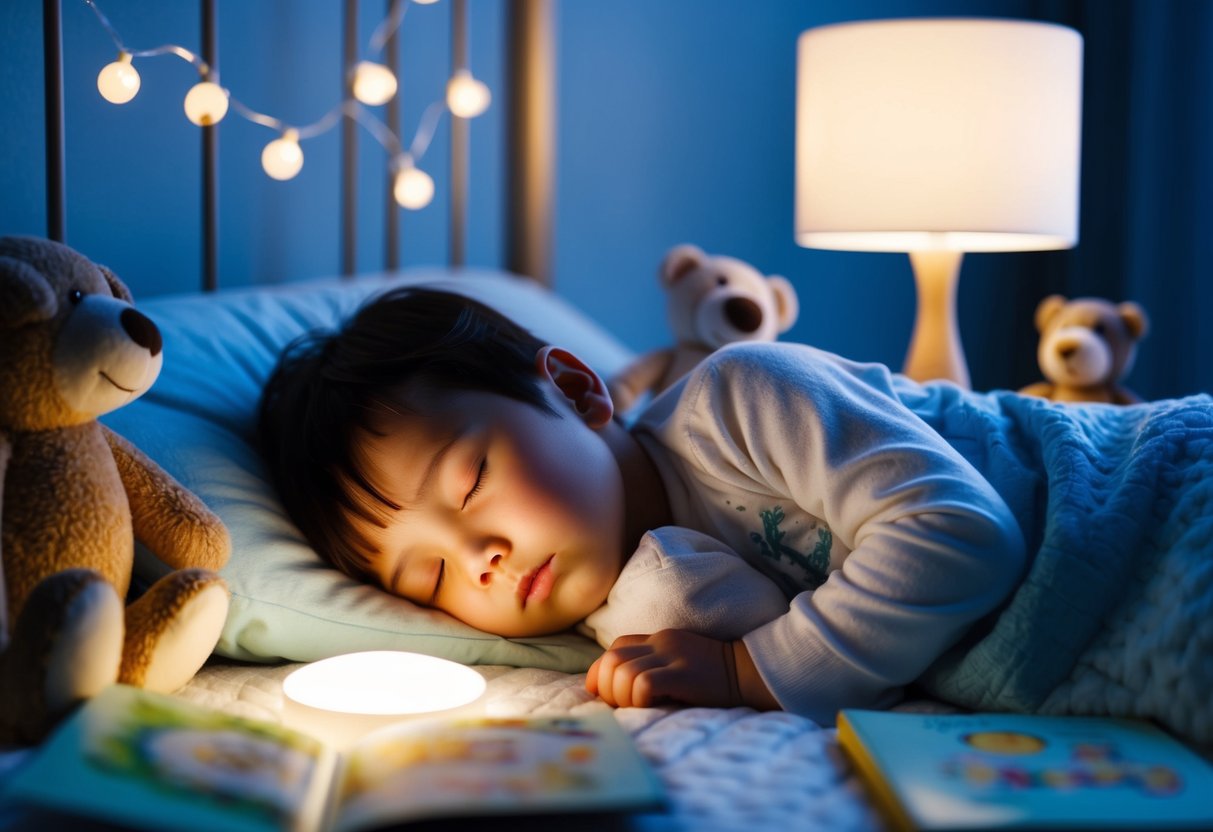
xmin=6 ymin=2 xmax=1213 ymax=830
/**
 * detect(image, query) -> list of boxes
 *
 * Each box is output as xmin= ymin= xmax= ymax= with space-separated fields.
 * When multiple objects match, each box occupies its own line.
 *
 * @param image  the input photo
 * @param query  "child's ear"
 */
xmin=535 ymin=346 xmax=614 ymax=428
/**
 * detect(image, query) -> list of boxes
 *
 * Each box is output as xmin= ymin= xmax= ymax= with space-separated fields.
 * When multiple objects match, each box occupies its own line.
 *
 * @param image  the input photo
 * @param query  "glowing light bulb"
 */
xmin=262 ymin=130 xmax=303 ymax=180
xmin=446 ymin=69 xmax=491 ymax=118
xmin=352 ymin=61 xmax=398 ymax=106
xmin=183 ymin=81 xmax=229 ymax=126
xmin=393 ymin=160 xmax=434 ymax=210
xmin=97 ymin=52 xmax=140 ymax=104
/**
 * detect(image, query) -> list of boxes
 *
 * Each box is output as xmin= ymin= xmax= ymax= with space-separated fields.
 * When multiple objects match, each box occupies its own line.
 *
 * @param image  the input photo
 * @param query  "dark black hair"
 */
xmin=258 ymin=286 xmax=553 ymax=584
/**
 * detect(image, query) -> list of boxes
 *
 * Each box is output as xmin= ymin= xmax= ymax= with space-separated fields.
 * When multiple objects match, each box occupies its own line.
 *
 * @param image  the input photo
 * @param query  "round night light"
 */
xmin=284 ymin=651 xmax=485 ymax=716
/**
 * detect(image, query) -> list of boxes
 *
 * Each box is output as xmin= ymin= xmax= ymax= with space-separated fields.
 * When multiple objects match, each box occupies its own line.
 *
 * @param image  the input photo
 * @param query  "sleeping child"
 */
xmin=257 ymin=285 xmax=1030 ymax=725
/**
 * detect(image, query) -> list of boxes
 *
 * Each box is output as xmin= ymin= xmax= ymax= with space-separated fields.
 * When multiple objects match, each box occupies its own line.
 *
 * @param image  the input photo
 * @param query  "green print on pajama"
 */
xmin=749 ymin=505 xmax=832 ymax=591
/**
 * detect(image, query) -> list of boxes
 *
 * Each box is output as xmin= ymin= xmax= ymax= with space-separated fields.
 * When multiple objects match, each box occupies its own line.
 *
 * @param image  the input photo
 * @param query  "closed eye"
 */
xmin=430 ymin=561 xmax=445 ymax=604
xmin=462 ymin=458 xmax=488 ymax=508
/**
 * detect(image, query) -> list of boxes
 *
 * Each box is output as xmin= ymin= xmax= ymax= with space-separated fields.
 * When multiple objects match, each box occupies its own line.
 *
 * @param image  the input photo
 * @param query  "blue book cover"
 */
xmin=838 ymin=709 xmax=1213 ymax=831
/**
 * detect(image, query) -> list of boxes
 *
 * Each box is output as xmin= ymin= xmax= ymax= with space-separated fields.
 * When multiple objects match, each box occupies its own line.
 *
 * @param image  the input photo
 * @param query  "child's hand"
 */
xmin=585 ymin=629 xmax=778 ymax=710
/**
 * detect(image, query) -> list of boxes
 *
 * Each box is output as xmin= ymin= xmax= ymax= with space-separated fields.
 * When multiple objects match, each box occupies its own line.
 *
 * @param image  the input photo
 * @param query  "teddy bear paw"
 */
xmin=0 ymin=569 xmax=123 ymax=746
xmin=121 ymin=570 xmax=229 ymax=693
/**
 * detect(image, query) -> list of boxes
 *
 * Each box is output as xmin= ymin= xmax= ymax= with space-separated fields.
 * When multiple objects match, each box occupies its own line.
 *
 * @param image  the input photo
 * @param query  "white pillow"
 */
xmin=102 ymin=270 xmax=634 ymax=670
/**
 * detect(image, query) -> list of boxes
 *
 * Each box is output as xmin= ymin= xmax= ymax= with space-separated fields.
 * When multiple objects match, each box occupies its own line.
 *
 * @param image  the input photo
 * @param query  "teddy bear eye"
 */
xmin=68 ymin=289 xmax=84 ymax=305
xmin=1092 ymin=322 xmax=1107 ymax=337
xmin=717 ymin=275 xmax=728 ymax=286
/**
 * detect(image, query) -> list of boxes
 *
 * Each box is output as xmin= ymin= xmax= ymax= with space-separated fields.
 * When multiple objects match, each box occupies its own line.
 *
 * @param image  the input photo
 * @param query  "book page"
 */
xmin=4 ymin=685 xmax=333 ymax=832
xmin=330 ymin=714 xmax=664 ymax=832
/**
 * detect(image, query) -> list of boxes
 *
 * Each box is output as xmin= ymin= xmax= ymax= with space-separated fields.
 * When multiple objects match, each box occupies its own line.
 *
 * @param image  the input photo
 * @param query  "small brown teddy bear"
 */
xmin=0 ymin=236 xmax=231 ymax=745
xmin=608 ymin=244 xmax=799 ymax=413
xmin=1019 ymin=294 xmax=1149 ymax=404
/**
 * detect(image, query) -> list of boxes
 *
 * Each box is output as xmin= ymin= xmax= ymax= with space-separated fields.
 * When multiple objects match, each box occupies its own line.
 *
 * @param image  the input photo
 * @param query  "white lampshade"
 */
xmin=795 ymin=18 xmax=1082 ymax=253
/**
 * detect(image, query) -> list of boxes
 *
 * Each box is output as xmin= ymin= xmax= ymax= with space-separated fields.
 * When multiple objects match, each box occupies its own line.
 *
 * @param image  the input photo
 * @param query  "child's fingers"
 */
xmin=607 ymin=652 xmax=667 ymax=708
xmin=586 ymin=635 xmax=650 ymax=696
xmin=590 ymin=644 xmax=661 ymax=707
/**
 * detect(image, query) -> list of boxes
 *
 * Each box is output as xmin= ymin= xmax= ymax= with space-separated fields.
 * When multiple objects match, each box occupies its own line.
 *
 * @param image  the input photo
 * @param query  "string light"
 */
xmin=83 ymin=0 xmax=488 ymax=214
xmin=96 ymin=51 xmax=139 ymax=103
xmin=393 ymin=155 xmax=435 ymax=210
xmin=183 ymin=80 xmax=229 ymax=126
xmin=262 ymin=129 xmax=304 ymax=180
xmin=352 ymin=60 xmax=398 ymax=106
xmin=446 ymin=68 xmax=491 ymax=118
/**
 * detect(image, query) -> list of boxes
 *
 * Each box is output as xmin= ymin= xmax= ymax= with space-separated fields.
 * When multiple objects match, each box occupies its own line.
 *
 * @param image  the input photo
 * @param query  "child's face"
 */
xmin=352 ymin=375 xmax=628 ymax=638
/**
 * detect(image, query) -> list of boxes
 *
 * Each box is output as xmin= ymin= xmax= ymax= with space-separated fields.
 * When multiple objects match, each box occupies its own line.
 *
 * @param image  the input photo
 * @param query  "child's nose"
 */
xmin=479 ymin=553 xmax=504 ymax=586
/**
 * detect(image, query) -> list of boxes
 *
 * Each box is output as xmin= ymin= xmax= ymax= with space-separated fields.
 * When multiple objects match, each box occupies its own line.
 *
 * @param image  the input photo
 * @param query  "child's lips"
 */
xmin=517 ymin=555 xmax=555 ymax=609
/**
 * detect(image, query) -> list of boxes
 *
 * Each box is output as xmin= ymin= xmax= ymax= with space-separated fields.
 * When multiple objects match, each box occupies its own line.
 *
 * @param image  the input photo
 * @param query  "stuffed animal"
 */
xmin=608 ymin=245 xmax=799 ymax=413
xmin=1019 ymin=294 xmax=1149 ymax=404
xmin=0 ymin=236 xmax=231 ymax=745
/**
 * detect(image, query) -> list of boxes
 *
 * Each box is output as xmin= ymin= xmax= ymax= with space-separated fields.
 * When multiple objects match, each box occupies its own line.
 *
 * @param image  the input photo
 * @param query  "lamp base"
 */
xmin=902 ymin=250 xmax=970 ymax=389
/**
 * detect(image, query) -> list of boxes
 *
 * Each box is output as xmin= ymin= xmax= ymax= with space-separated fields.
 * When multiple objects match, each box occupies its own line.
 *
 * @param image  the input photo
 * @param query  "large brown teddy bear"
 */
xmin=608 ymin=244 xmax=799 ymax=414
xmin=0 ymin=236 xmax=231 ymax=746
xmin=1019 ymin=294 xmax=1149 ymax=404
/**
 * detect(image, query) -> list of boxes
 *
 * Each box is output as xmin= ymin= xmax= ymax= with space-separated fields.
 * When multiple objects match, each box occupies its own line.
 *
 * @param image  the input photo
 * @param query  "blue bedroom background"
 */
xmin=2 ymin=0 xmax=1209 ymax=399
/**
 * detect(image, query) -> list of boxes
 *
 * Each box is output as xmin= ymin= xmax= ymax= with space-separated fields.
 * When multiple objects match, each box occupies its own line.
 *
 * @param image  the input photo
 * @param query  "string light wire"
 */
xmin=84 ymin=0 xmax=470 ymax=204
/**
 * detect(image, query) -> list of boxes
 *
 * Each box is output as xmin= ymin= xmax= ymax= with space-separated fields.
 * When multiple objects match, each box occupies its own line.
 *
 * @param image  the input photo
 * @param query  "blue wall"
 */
xmin=3 ymin=1 xmax=1209 ymax=398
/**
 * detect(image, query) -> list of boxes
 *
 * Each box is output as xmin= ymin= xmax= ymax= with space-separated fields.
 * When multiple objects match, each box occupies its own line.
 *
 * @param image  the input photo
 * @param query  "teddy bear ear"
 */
xmin=0 ymin=256 xmax=57 ymax=328
xmin=1118 ymin=301 xmax=1149 ymax=340
xmin=767 ymin=275 xmax=800 ymax=332
xmin=1034 ymin=294 xmax=1067 ymax=332
xmin=98 ymin=264 xmax=134 ymax=303
xmin=660 ymin=244 xmax=706 ymax=287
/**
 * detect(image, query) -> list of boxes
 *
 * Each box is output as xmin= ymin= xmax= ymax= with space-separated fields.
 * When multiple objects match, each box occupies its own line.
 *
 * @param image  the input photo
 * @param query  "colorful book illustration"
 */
xmin=837 ymin=709 xmax=1213 ymax=831
xmin=1 ymin=685 xmax=665 ymax=832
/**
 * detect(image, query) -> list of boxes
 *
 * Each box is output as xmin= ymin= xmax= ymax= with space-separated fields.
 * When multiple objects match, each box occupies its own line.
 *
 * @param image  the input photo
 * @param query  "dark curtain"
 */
xmin=970 ymin=0 xmax=1212 ymax=399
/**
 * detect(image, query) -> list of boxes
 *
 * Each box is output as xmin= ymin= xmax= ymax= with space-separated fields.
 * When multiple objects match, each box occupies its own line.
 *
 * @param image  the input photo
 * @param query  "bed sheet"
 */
xmin=175 ymin=659 xmax=887 ymax=832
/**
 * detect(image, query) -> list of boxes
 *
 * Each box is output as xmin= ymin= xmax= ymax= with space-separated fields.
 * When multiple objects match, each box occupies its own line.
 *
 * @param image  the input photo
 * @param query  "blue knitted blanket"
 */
xmin=898 ymin=385 xmax=1213 ymax=742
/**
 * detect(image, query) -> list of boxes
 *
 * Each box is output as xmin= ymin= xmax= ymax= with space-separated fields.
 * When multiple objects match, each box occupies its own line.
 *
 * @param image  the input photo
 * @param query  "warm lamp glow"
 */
xmin=795 ymin=18 xmax=1083 ymax=387
xmin=183 ymin=80 xmax=229 ymax=126
xmin=282 ymin=651 xmax=485 ymax=749
xmin=393 ymin=162 xmax=435 ymax=210
xmin=446 ymin=69 xmax=491 ymax=118
xmin=352 ymin=61 xmax=398 ymax=106
xmin=97 ymin=52 xmax=140 ymax=104
xmin=262 ymin=130 xmax=304 ymax=180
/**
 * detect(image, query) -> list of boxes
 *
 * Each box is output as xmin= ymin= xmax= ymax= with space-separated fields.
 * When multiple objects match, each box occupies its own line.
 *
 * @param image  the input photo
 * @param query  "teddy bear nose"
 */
xmin=725 ymin=297 xmax=763 ymax=333
xmin=121 ymin=308 xmax=163 ymax=357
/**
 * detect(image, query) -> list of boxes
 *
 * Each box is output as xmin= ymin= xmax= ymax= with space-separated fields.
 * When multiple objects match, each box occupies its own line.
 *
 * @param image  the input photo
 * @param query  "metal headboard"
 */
xmin=40 ymin=0 xmax=555 ymax=289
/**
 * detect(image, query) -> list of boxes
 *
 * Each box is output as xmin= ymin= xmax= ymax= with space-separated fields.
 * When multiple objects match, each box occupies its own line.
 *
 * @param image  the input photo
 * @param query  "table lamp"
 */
xmin=282 ymin=651 xmax=486 ymax=749
xmin=795 ymin=18 xmax=1083 ymax=387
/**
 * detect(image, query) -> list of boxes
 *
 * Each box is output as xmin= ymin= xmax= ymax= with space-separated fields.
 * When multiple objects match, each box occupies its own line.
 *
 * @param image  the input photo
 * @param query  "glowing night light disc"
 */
xmin=283 ymin=651 xmax=486 ymax=748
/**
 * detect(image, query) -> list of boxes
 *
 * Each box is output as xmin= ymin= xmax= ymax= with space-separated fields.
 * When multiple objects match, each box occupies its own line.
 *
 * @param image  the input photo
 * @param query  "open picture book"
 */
xmin=837 ymin=709 xmax=1213 ymax=831
xmin=1 ymin=685 xmax=665 ymax=832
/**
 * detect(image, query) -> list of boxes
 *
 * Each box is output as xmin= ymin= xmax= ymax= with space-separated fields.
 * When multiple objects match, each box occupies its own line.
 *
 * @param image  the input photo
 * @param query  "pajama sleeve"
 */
xmin=677 ymin=344 xmax=1027 ymax=725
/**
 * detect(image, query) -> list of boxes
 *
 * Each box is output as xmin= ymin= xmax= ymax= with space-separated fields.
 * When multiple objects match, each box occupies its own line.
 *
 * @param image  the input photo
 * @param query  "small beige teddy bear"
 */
xmin=1019 ymin=294 xmax=1149 ymax=404
xmin=608 ymin=244 xmax=799 ymax=414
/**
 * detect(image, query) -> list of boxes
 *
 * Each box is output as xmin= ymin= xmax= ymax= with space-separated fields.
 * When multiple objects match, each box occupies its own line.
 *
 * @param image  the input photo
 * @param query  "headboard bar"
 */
xmin=505 ymin=0 xmax=555 ymax=287
xmin=43 ymin=0 xmax=66 ymax=244
xmin=449 ymin=0 xmax=468 ymax=268
xmin=341 ymin=0 xmax=359 ymax=278
xmin=383 ymin=0 xmax=402 ymax=270
xmin=201 ymin=0 xmax=218 ymax=292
